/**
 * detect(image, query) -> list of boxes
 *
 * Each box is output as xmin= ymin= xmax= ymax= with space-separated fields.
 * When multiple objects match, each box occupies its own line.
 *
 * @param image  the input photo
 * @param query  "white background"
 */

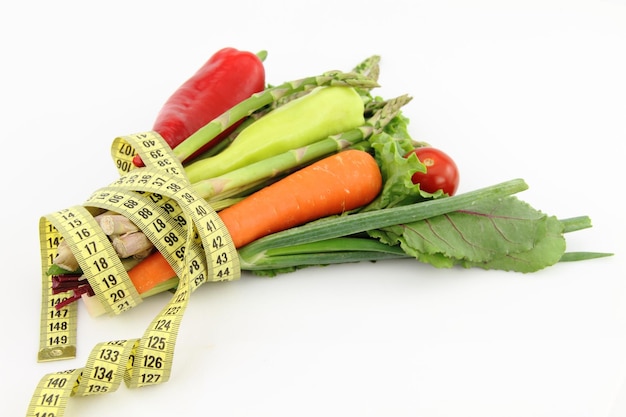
xmin=1 ymin=1 xmax=625 ymax=416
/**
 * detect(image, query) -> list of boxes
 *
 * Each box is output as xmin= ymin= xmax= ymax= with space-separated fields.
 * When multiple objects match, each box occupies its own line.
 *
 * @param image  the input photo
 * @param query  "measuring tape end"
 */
xmin=38 ymin=345 xmax=77 ymax=362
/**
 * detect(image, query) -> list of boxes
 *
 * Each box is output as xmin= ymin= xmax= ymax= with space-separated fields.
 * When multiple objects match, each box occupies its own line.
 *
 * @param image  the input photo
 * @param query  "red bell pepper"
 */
xmin=133 ymin=47 xmax=266 ymax=166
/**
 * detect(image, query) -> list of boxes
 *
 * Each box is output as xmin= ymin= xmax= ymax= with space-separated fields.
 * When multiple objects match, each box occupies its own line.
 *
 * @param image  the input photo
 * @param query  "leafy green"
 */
xmin=364 ymin=119 xmax=445 ymax=211
xmin=46 ymin=264 xmax=78 ymax=276
xmin=368 ymin=196 xmax=567 ymax=272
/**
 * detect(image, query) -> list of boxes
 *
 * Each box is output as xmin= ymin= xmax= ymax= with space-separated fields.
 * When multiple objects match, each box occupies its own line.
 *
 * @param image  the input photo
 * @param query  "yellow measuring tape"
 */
xmin=28 ymin=131 xmax=240 ymax=416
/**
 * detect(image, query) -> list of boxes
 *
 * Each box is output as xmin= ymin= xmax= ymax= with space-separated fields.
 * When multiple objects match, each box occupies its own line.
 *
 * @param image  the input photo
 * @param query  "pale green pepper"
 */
xmin=184 ymin=86 xmax=365 ymax=183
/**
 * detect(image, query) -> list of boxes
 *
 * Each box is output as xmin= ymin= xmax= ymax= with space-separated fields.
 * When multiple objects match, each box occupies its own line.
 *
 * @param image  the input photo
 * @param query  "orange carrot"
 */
xmin=219 ymin=149 xmax=382 ymax=247
xmin=128 ymin=251 xmax=173 ymax=294
xmin=128 ymin=149 xmax=382 ymax=294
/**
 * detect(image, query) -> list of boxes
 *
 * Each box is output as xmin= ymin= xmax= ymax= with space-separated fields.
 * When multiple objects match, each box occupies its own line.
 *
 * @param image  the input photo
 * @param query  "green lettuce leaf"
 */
xmin=364 ymin=129 xmax=445 ymax=210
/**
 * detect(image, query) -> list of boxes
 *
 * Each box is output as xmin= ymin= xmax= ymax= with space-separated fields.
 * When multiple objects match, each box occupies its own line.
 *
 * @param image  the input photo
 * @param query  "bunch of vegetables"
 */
xmin=48 ymin=47 xmax=611 ymax=315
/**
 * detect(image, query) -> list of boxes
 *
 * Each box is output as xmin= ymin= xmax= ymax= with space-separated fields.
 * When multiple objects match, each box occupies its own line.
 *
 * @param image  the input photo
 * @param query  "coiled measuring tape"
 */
xmin=28 ymin=131 xmax=240 ymax=416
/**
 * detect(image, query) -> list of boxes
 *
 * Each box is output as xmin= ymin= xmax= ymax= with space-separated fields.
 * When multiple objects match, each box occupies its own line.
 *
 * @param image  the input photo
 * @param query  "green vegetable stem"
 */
xmin=191 ymin=94 xmax=413 ymax=203
xmin=134 ymin=47 xmax=267 ymax=167
xmin=184 ymin=85 xmax=366 ymax=183
xmin=172 ymin=70 xmax=379 ymax=164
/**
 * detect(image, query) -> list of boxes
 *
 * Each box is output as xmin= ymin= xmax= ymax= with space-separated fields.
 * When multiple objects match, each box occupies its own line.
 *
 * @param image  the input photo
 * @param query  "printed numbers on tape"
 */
xmin=30 ymin=131 xmax=240 ymax=417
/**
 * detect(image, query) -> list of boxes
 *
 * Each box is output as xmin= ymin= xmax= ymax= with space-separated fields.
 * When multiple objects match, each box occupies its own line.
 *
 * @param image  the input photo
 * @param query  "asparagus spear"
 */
xmin=192 ymin=94 xmax=412 ymax=201
xmin=128 ymin=55 xmax=379 ymax=171
xmin=173 ymin=70 xmax=379 ymax=162
xmin=184 ymin=55 xmax=384 ymax=164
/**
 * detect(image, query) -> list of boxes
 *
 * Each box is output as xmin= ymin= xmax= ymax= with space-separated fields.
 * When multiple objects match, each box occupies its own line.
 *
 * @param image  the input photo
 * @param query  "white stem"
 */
xmin=98 ymin=214 xmax=140 ymax=235
xmin=53 ymin=240 xmax=79 ymax=271
xmin=112 ymin=232 xmax=154 ymax=258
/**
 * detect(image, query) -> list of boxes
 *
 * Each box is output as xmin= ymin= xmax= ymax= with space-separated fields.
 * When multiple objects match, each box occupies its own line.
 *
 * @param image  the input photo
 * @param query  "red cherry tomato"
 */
xmin=405 ymin=147 xmax=460 ymax=195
